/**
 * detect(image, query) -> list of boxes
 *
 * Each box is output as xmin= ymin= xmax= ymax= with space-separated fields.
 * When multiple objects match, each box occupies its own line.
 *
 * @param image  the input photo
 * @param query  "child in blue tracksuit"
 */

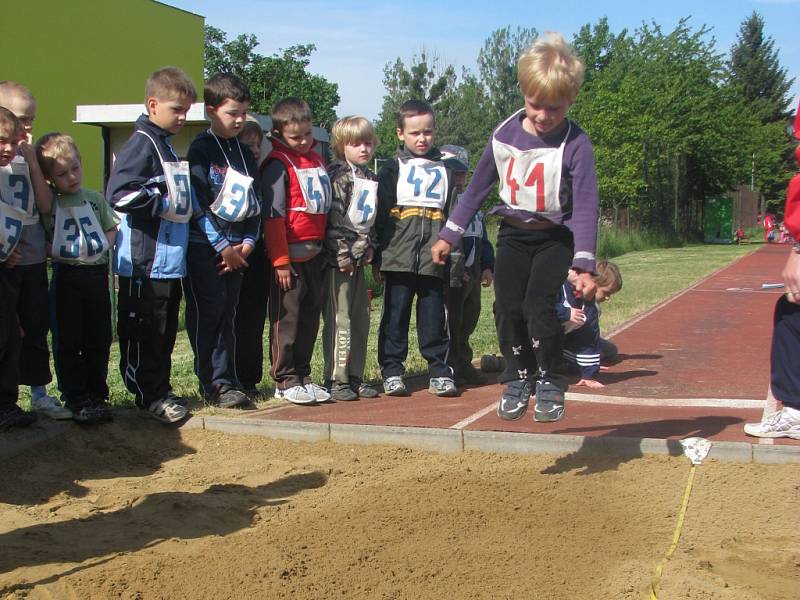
xmin=107 ymin=67 xmax=198 ymax=424
xmin=185 ymin=73 xmax=261 ymax=409
xmin=556 ymin=260 xmax=621 ymax=388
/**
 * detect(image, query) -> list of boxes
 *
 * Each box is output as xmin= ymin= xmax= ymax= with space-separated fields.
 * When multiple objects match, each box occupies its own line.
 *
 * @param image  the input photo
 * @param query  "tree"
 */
xmin=728 ymin=12 xmax=794 ymax=122
xmin=203 ymin=26 xmax=340 ymax=126
xmin=477 ymin=26 xmax=537 ymax=124
xmin=374 ymin=50 xmax=456 ymax=157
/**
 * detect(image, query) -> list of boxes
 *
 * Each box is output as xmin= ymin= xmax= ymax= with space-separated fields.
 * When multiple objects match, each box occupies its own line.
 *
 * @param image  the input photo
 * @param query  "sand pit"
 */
xmin=1 ymin=420 xmax=797 ymax=599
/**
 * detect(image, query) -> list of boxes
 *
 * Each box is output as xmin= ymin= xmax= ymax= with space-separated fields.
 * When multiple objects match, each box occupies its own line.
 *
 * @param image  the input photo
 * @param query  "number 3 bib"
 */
xmin=136 ymin=131 xmax=192 ymax=223
xmin=346 ymin=166 xmax=378 ymax=232
xmin=396 ymin=157 xmax=448 ymax=210
xmin=0 ymin=158 xmax=38 ymax=225
xmin=209 ymin=134 xmax=261 ymax=222
xmin=52 ymin=200 xmax=110 ymax=263
xmin=0 ymin=201 xmax=24 ymax=261
xmin=492 ymin=110 xmax=571 ymax=220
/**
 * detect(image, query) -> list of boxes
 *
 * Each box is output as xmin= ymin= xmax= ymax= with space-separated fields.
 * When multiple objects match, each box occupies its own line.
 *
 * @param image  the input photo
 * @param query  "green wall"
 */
xmin=0 ymin=0 xmax=204 ymax=190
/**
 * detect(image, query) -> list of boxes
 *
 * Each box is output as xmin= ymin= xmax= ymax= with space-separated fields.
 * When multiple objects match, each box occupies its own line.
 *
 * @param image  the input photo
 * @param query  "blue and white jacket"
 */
xmin=107 ymin=115 xmax=200 ymax=279
xmin=556 ymin=281 xmax=601 ymax=378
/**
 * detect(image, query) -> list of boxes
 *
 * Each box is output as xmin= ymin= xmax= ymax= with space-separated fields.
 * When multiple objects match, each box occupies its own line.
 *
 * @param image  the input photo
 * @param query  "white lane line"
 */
xmin=451 ymin=401 xmax=498 ymax=430
xmin=565 ymin=393 xmax=765 ymax=409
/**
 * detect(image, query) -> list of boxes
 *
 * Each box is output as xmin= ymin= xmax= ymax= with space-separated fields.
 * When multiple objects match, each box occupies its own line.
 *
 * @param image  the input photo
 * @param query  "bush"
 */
xmin=596 ymin=224 xmax=683 ymax=259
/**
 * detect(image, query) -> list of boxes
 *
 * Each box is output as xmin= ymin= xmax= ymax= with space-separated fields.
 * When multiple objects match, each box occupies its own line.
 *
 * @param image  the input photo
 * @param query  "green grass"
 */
xmin=20 ymin=243 xmax=757 ymax=410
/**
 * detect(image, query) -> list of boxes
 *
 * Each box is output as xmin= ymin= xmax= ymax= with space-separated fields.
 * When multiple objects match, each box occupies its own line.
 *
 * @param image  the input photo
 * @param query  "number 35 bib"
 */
xmin=0 ymin=158 xmax=38 ymax=225
xmin=52 ymin=200 xmax=110 ymax=264
xmin=396 ymin=157 xmax=448 ymax=210
xmin=135 ymin=131 xmax=192 ymax=224
xmin=492 ymin=110 xmax=571 ymax=220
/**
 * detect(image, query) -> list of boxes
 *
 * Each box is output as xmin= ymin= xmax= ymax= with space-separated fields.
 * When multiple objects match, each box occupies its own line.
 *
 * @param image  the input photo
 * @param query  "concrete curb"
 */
xmin=331 ymin=423 xmax=463 ymax=453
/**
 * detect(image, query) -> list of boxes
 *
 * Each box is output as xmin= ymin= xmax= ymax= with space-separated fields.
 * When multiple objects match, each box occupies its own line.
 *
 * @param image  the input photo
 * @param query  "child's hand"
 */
xmin=569 ymin=307 xmax=586 ymax=325
xmin=17 ymin=140 xmax=36 ymax=164
xmin=576 ymin=378 xmax=604 ymax=388
xmin=481 ymin=268 xmax=494 ymax=287
xmin=219 ymin=246 xmax=248 ymax=274
xmin=783 ymin=250 xmax=800 ymax=304
xmin=1 ymin=249 xmax=22 ymax=268
xmin=237 ymin=243 xmax=254 ymax=259
xmin=431 ymin=239 xmax=451 ymax=265
xmin=574 ymin=271 xmax=597 ymax=300
xmin=365 ymin=247 xmax=374 ymax=264
xmin=340 ymin=262 xmax=355 ymax=277
xmin=275 ymin=264 xmax=297 ymax=291
xmin=371 ymin=263 xmax=383 ymax=285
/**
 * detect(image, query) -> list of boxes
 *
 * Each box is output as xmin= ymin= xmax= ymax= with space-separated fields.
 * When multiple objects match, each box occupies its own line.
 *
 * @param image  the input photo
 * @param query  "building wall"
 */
xmin=0 ymin=0 xmax=204 ymax=191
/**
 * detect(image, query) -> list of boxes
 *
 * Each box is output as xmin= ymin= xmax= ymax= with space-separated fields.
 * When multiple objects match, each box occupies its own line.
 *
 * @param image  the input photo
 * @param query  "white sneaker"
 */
xmin=276 ymin=385 xmax=316 ymax=405
xmin=744 ymin=406 xmax=800 ymax=439
xmin=31 ymin=394 xmax=72 ymax=420
xmin=305 ymin=383 xmax=332 ymax=403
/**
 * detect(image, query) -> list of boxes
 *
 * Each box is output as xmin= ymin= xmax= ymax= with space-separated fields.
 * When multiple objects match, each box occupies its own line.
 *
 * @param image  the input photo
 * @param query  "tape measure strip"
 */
xmin=649 ymin=464 xmax=697 ymax=600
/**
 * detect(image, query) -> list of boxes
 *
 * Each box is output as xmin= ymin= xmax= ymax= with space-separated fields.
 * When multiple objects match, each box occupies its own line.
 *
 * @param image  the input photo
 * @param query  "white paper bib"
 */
xmin=275 ymin=152 xmax=331 ymax=214
xmin=0 ymin=201 xmax=24 ymax=261
xmin=396 ymin=157 xmax=448 ymax=209
xmin=463 ymin=203 xmax=484 ymax=239
xmin=492 ymin=110 xmax=571 ymax=219
xmin=52 ymin=200 xmax=110 ymax=263
xmin=0 ymin=158 xmax=38 ymax=225
xmin=209 ymin=133 xmax=260 ymax=222
xmin=345 ymin=166 xmax=378 ymax=232
xmin=135 ymin=131 xmax=192 ymax=223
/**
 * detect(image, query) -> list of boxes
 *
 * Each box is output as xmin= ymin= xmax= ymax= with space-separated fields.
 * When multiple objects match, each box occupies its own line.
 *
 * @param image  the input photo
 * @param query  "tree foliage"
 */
xmin=203 ymin=25 xmax=340 ymax=127
xmin=477 ymin=26 xmax=537 ymax=124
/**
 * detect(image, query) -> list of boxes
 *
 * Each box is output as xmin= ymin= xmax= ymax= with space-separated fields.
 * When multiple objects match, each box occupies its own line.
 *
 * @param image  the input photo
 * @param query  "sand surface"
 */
xmin=1 ymin=420 xmax=797 ymax=599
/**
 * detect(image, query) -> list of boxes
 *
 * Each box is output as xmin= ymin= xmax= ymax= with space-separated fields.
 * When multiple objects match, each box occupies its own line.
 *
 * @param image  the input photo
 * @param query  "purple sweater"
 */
xmin=439 ymin=112 xmax=600 ymax=273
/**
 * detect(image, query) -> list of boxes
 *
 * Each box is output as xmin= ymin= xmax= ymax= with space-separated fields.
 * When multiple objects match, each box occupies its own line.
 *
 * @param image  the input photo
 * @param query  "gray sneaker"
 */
xmin=330 ymin=382 xmax=358 ymax=401
xmin=305 ymin=383 xmax=332 ymax=403
xmin=429 ymin=377 xmax=458 ymax=397
xmin=533 ymin=380 xmax=565 ymax=422
xmin=31 ymin=394 xmax=72 ymax=420
xmin=276 ymin=385 xmax=316 ymax=405
xmin=383 ymin=376 xmax=410 ymax=397
xmin=497 ymin=380 xmax=532 ymax=421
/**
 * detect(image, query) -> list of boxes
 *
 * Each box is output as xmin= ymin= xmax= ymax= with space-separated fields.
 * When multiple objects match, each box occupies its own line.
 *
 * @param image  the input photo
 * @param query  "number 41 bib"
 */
xmin=492 ymin=110 xmax=571 ymax=220
xmin=396 ymin=157 xmax=448 ymax=210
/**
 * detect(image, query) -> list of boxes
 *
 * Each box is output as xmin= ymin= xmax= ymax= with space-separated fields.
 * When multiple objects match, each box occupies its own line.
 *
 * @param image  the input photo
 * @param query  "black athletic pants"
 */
xmin=447 ymin=261 xmax=483 ymax=376
xmin=0 ymin=270 xmax=21 ymax=410
xmin=9 ymin=262 xmax=51 ymax=386
xmin=117 ymin=275 xmax=182 ymax=408
xmin=234 ymin=239 xmax=268 ymax=389
xmin=493 ymin=224 xmax=573 ymax=391
xmin=52 ymin=263 xmax=111 ymax=407
xmin=772 ymin=296 xmax=800 ymax=409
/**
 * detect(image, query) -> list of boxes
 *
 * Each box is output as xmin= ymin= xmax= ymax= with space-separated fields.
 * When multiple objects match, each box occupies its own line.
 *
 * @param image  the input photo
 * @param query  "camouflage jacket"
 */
xmin=323 ymin=159 xmax=376 ymax=269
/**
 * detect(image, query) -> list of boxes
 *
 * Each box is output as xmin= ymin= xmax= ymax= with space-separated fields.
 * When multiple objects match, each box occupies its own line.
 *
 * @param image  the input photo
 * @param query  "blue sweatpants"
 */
xmin=771 ymin=296 xmax=800 ymax=408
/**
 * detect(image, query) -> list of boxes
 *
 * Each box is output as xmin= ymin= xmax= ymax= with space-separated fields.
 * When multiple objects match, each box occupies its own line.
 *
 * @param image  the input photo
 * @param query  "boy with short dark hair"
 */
xmin=0 ymin=107 xmax=37 ymax=430
xmin=186 ymin=73 xmax=261 ymax=409
xmin=374 ymin=99 xmax=459 ymax=397
xmin=0 ymin=82 xmax=61 ymax=419
xmin=432 ymin=32 xmax=600 ymax=423
xmin=261 ymin=97 xmax=331 ymax=405
xmin=106 ymin=66 xmax=197 ymax=424
xmin=37 ymin=133 xmax=119 ymax=423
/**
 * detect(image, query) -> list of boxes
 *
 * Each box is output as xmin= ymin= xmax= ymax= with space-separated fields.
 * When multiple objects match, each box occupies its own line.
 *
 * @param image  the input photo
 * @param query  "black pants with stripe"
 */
xmin=0 ymin=270 xmax=21 ymax=411
xmin=8 ymin=262 xmax=52 ymax=387
xmin=234 ymin=239 xmax=268 ymax=389
xmin=52 ymin=263 xmax=111 ymax=407
xmin=117 ymin=275 xmax=182 ymax=408
xmin=493 ymin=224 xmax=573 ymax=391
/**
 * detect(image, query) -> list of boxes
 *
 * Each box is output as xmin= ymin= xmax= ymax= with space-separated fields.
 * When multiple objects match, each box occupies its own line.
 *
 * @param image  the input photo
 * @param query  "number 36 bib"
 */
xmin=492 ymin=110 xmax=571 ymax=220
xmin=396 ymin=157 xmax=448 ymax=210
xmin=52 ymin=201 xmax=110 ymax=264
xmin=0 ymin=158 xmax=38 ymax=225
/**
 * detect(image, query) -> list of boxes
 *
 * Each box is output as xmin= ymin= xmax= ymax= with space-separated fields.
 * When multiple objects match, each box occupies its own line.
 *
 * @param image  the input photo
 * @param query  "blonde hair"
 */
xmin=0 ymin=107 xmax=22 ymax=140
xmin=0 ymin=81 xmax=35 ymax=107
xmin=517 ymin=32 xmax=585 ymax=103
xmin=593 ymin=260 xmax=622 ymax=292
xmin=35 ymin=133 xmax=81 ymax=177
xmin=330 ymin=116 xmax=376 ymax=159
xmin=145 ymin=67 xmax=197 ymax=104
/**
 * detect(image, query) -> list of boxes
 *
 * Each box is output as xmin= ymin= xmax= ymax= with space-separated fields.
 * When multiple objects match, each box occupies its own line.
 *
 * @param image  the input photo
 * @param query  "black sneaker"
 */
xmin=534 ymin=380 xmax=565 ymax=422
xmin=165 ymin=390 xmax=190 ymax=407
xmin=216 ymin=387 xmax=250 ymax=409
xmin=459 ymin=367 xmax=488 ymax=387
xmin=330 ymin=382 xmax=358 ymax=401
xmin=349 ymin=378 xmax=379 ymax=398
xmin=0 ymin=404 xmax=38 ymax=431
xmin=71 ymin=401 xmax=112 ymax=425
xmin=89 ymin=397 xmax=115 ymax=423
xmin=497 ymin=380 xmax=532 ymax=421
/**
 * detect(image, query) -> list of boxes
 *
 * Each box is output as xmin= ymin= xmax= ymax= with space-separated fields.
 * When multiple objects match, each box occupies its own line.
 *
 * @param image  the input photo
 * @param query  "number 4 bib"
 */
xmin=396 ymin=157 xmax=448 ymax=210
xmin=492 ymin=110 xmax=571 ymax=219
xmin=346 ymin=166 xmax=378 ymax=232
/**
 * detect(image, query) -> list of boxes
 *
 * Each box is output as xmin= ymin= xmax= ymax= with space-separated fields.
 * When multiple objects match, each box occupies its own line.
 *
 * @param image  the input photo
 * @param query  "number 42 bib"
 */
xmin=396 ymin=157 xmax=448 ymax=210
